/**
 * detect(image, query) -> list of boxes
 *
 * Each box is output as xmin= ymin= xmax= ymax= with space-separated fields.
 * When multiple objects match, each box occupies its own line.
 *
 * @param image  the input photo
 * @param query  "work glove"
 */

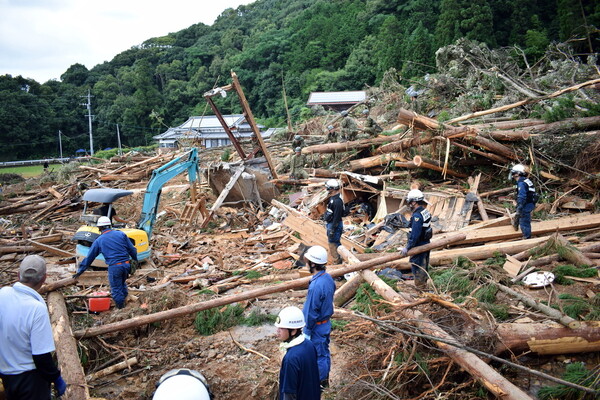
xmin=400 ymin=247 xmax=408 ymax=256
xmin=54 ymin=376 xmax=67 ymax=397
xmin=513 ymin=213 xmax=521 ymax=231
xmin=72 ymin=272 xmax=81 ymax=279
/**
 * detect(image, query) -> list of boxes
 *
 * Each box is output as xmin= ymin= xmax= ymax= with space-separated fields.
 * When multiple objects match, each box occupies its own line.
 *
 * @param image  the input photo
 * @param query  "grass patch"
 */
xmin=538 ymin=362 xmax=597 ymax=400
xmin=194 ymin=305 xmax=278 ymax=335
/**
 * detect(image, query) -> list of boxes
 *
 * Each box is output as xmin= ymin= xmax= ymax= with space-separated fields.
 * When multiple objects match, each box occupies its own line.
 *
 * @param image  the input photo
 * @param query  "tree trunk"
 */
xmin=459 ymin=136 xmax=518 ymax=160
xmin=359 ymin=266 xmax=533 ymax=399
xmin=47 ymin=292 xmax=89 ymax=400
xmin=348 ymin=154 xmax=416 ymax=172
xmin=303 ymin=133 xmax=403 ymax=154
xmin=73 ymin=234 xmax=466 ymax=338
xmin=412 ymin=155 xmax=469 ymax=178
xmin=495 ymin=282 xmax=580 ymax=328
xmin=333 ymin=247 xmax=365 ymax=307
xmin=550 ymin=233 xmax=595 ymax=266
xmin=495 ymin=321 xmax=600 ymax=355
xmin=39 ymin=277 xmax=78 ymax=295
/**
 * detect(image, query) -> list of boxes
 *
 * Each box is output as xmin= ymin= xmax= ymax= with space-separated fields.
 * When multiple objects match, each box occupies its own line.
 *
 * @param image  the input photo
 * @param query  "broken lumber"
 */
xmin=495 ymin=282 xmax=580 ymax=329
xmin=495 ymin=321 xmax=600 ymax=355
xmin=412 ymin=155 xmax=468 ymax=178
xmin=48 ymin=292 xmax=90 ymax=400
xmin=358 ymin=261 xmax=533 ymax=399
xmin=28 ymin=240 xmax=76 ymax=258
xmin=86 ymin=357 xmax=138 ymax=382
xmin=73 ymin=234 xmax=466 ymax=338
xmin=348 ymin=153 xmax=416 ymax=172
xmin=39 ymin=277 xmax=78 ymax=295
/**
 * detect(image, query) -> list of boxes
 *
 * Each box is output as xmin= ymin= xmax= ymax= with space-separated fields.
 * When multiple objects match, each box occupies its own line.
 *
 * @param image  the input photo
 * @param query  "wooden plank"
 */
xmin=28 ymin=240 xmax=75 ymax=257
xmin=272 ymin=199 xmax=365 ymax=254
xmin=200 ymin=167 xmax=244 ymax=228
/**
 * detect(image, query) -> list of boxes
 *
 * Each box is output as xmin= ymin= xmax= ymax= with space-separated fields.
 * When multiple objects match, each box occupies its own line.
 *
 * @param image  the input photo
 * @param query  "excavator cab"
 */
xmin=73 ymin=188 xmax=150 ymax=267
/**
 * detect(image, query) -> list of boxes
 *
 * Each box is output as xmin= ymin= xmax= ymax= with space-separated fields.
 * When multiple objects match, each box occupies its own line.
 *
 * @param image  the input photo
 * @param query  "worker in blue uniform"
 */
xmin=275 ymin=306 xmax=321 ymax=400
xmin=73 ymin=216 xmax=137 ymax=308
xmin=302 ymin=245 xmax=336 ymax=389
xmin=323 ymin=179 xmax=345 ymax=264
xmin=400 ymin=189 xmax=433 ymax=290
xmin=510 ymin=164 xmax=538 ymax=239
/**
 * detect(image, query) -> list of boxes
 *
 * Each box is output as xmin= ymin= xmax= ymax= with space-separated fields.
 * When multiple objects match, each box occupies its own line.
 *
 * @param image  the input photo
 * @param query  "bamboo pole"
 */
xmin=73 ymin=234 xmax=466 ymax=338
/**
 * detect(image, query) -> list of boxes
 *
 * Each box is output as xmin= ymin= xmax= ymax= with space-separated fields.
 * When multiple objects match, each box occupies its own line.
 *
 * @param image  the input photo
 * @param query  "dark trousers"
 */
xmin=108 ymin=264 xmax=130 ymax=308
xmin=1 ymin=370 xmax=51 ymax=400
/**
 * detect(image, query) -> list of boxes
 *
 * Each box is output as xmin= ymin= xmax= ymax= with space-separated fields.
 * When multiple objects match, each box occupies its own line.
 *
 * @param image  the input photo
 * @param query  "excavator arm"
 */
xmin=137 ymin=148 xmax=199 ymax=238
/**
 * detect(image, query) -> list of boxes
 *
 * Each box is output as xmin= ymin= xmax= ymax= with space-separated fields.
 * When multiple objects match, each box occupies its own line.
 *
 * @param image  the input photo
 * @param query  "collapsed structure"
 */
xmin=1 ymin=63 xmax=599 ymax=399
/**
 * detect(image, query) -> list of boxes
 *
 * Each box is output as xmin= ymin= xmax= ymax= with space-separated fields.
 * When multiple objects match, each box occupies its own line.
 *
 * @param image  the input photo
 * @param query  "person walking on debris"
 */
xmin=43 ymin=159 xmax=49 ymax=173
xmin=291 ymin=134 xmax=306 ymax=150
xmin=290 ymin=147 xmax=309 ymax=180
xmin=275 ymin=306 xmax=321 ymax=400
xmin=302 ymin=246 xmax=336 ymax=390
xmin=0 ymin=255 xmax=67 ymax=399
xmin=73 ymin=216 xmax=138 ymax=309
xmin=362 ymin=109 xmax=382 ymax=137
xmin=400 ymin=189 xmax=433 ymax=289
xmin=510 ymin=164 xmax=538 ymax=239
xmin=325 ymin=125 xmax=338 ymax=144
xmin=323 ymin=179 xmax=345 ymax=264
xmin=340 ymin=110 xmax=358 ymax=142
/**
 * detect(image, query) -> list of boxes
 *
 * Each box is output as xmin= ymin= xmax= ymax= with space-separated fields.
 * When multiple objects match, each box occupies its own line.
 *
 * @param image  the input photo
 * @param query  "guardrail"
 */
xmin=0 ymin=157 xmax=81 ymax=168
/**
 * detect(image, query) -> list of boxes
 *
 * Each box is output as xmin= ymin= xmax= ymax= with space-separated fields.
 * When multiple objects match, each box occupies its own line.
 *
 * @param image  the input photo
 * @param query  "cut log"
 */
xmin=450 ymin=140 xmax=509 ymax=164
xmin=0 ymin=245 xmax=37 ymax=254
xmin=348 ymin=153 xmax=416 ymax=172
xmin=548 ymin=233 xmax=594 ymax=267
xmin=495 ymin=282 xmax=580 ymax=329
xmin=459 ymin=135 xmax=518 ymax=160
xmin=28 ymin=240 xmax=75 ymax=258
xmin=495 ymin=321 xmax=600 ymax=355
xmin=47 ymin=292 xmax=89 ymax=400
xmin=479 ymin=187 xmax=514 ymax=198
xmin=412 ymin=155 xmax=468 ymax=178
xmin=72 ymin=234 xmax=466 ymax=338
xmin=333 ymin=247 xmax=365 ymax=307
xmin=358 ymin=262 xmax=533 ymax=399
xmin=86 ymin=357 xmax=138 ymax=382
xmin=39 ymin=277 xmax=78 ymax=295
xmin=303 ymin=133 xmax=404 ymax=154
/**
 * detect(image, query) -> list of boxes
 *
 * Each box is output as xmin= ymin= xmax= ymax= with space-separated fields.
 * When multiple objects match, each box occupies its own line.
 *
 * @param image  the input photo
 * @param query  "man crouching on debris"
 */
xmin=73 ymin=216 xmax=138 ymax=309
xmin=401 ymin=189 xmax=433 ymax=289
xmin=275 ymin=306 xmax=321 ymax=400
xmin=302 ymin=245 xmax=335 ymax=390
xmin=323 ymin=179 xmax=344 ymax=264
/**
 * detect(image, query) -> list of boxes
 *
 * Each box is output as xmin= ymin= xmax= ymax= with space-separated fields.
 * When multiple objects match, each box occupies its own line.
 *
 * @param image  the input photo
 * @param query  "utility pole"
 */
xmin=81 ymin=90 xmax=94 ymax=155
xmin=116 ymin=124 xmax=122 ymax=156
xmin=58 ymin=130 xmax=63 ymax=159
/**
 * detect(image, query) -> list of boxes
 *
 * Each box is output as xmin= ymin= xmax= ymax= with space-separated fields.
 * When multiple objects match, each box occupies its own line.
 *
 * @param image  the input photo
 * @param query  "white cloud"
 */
xmin=0 ymin=0 xmax=254 ymax=82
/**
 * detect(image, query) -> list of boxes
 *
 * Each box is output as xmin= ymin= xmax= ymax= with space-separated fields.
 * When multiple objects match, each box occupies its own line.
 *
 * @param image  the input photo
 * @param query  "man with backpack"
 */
xmin=400 ymin=189 xmax=433 ymax=290
xmin=510 ymin=164 xmax=538 ymax=239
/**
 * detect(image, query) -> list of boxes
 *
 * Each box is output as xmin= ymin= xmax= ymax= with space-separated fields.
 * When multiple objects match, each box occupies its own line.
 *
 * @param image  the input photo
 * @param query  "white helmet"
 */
xmin=97 ymin=216 xmax=112 ymax=227
xmin=295 ymin=147 xmax=302 ymax=153
xmin=294 ymin=135 xmax=301 ymax=141
xmin=509 ymin=164 xmax=527 ymax=179
xmin=327 ymin=125 xmax=334 ymax=130
xmin=304 ymin=245 xmax=328 ymax=265
xmin=325 ymin=179 xmax=340 ymax=190
xmin=406 ymin=189 xmax=425 ymax=203
xmin=362 ymin=109 xmax=369 ymax=115
xmin=153 ymin=369 xmax=212 ymax=400
xmin=275 ymin=306 xmax=305 ymax=329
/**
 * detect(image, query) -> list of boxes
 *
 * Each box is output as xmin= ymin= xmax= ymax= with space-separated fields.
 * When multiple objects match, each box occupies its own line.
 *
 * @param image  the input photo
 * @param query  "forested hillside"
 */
xmin=0 ymin=0 xmax=598 ymax=161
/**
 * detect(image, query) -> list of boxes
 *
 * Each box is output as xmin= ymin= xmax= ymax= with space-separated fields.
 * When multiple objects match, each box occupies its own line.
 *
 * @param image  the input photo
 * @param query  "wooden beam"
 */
xmin=28 ymin=240 xmax=75 ymax=258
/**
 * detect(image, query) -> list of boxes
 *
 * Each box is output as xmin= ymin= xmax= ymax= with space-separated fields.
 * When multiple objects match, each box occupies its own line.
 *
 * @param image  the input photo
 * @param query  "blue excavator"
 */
xmin=73 ymin=148 xmax=199 ymax=266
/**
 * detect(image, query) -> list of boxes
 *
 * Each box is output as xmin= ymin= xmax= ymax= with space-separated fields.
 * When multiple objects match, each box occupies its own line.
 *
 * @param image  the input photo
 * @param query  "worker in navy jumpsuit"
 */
xmin=302 ymin=245 xmax=336 ymax=387
xmin=513 ymin=174 xmax=537 ymax=239
xmin=74 ymin=218 xmax=137 ymax=308
xmin=401 ymin=190 xmax=432 ymax=289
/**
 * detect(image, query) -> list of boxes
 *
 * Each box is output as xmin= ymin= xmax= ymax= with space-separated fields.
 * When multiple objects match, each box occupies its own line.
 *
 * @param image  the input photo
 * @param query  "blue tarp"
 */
xmin=75 ymin=149 xmax=86 ymax=153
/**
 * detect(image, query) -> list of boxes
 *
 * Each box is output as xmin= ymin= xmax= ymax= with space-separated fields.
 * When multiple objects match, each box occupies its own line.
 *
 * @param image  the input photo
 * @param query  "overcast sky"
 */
xmin=0 ymin=0 xmax=254 ymax=83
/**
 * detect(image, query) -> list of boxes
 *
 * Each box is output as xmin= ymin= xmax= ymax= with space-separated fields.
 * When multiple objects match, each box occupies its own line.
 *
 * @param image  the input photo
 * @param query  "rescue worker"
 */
xmin=153 ymin=368 xmax=213 ymax=400
xmin=0 ymin=255 xmax=67 ymax=399
xmin=510 ymin=164 xmax=538 ymax=239
xmin=339 ymin=111 xmax=358 ymax=142
xmin=73 ymin=216 xmax=138 ymax=309
xmin=325 ymin=125 xmax=338 ymax=143
xmin=94 ymin=202 xmax=131 ymax=226
xmin=322 ymin=179 xmax=344 ymax=264
xmin=275 ymin=306 xmax=321 ymax=400
xmin=362 ymin=109 xmax=382 ymax=137
xmin=291 ymin=134 xmax=306 ymax=150
xmin=290 ymin=147 xmax=309 ymax=180
xmin=302 ymin=246 xmax=335 ymax=389
xmin=400 ymin=189 xmax=433 ymax=289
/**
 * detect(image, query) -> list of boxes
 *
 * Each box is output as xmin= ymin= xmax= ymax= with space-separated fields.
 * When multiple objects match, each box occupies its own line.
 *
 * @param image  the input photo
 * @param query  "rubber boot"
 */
xmin=329 ymin=243 xmax=342 ymax=265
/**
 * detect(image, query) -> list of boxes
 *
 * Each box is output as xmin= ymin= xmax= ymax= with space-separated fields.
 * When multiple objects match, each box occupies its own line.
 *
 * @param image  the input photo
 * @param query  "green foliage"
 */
xmin=556 ymin=293 xmax=600 ymax=321
xmin=483 ymin=252 xmax=506 ymax=267
xmin=221 ymin=148 xmax=231 ymax=161
xmin=243 ymin=309 xmax=276 ymax=326
xmin=474 ymin=283 xmax=498 ymax=303
xmin=331 ymin=319 xmax=348 ymax=331
xmin=553 ymin=264 xmax=597 ymax=280
xmin=542 ymin=96 xmax=577 ymax=123
xmin=538 ymin=362 xmax=597 ymax=400
xmin=194 ymin=304 xmax=245 ymax=335
xmin=244 ymin=270 xmax=264 ymax=280
xmin=430 ymin=269 xmax=474 ymax=299
xmin=483 ymin=303 xmax=510 ymax=321
xmin=352 ymin=282 xmax=389 ymax=315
